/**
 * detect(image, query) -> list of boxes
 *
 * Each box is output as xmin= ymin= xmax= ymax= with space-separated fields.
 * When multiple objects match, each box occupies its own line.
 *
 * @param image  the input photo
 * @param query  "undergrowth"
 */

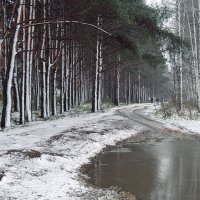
xmin=156 ymin=100 xmax=200 ymax=120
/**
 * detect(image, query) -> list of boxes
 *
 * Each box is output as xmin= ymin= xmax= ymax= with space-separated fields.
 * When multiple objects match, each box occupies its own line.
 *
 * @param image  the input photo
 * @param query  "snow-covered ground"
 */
xmin=1 ymin=103 xmax=200 ymax=200
xmin=143 ymin=104 xmax=200 ymax=135
xmin=0 ymin=104 xmax=143 ymax=200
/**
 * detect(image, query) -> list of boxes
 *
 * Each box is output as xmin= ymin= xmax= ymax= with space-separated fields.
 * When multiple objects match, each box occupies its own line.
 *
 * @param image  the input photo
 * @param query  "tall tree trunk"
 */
xmin=36 ymin=60 xmax=40 ymax=110
xmin=40 ymin=0 xmax=47 ymax=118
xmin=92 ymin=33 xmax=99 ymax=112
xmin=25 ymin=0 xmax=34 ymax=122
xmin=13 ymin=65 xmax=20 ymax=112
xmin=41 ymin=61 xmax=47 ymax=118
xmin=52 ymin=69 xmax=57 ymax=116
xmin=64 ymin=45 xmax=69 ymax=111
xmin=113 ymin=54 xmax=120 ymax=106
xmin=60 ymin=47 xmax=65 ymax=114
xmin=97 ymin=38 xmax=103 ymax=111
xmin=138 ymin=70 xmax=141 ymax=104
xmin=1 ymin=0 xmax=23 ymax=128
xmin=127 ymin=72 xmax=131 ymax=104
xmin=176 ymin=0 xmax=183 ymax=112
xmin=92 ymin=16 xmax=102 ymax=112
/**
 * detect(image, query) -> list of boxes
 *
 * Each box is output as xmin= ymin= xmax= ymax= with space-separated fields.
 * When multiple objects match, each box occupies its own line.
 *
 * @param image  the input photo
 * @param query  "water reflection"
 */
xmin=86 ymin=139 xmax=200 ymax=200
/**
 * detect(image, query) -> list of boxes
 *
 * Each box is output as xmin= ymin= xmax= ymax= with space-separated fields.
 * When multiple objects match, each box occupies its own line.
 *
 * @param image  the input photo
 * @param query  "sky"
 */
xmin=145 ymin=0 xmax=163 ymax=7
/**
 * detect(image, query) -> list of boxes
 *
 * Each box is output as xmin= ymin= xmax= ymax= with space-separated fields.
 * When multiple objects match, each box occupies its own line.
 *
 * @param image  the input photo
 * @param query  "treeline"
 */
xmin=171 ymin=0 xmax=200 ymax=111
xmin=0 ymin=0 xmax=178 ymax=128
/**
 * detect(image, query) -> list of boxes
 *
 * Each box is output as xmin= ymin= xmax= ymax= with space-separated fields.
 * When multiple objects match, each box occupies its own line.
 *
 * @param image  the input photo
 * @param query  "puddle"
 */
xmin=84 ymin=137 xmax=200 ymax=200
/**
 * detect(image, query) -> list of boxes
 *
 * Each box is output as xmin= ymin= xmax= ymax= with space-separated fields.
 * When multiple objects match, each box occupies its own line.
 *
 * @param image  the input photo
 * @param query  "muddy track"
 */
xmin=84 ymin=106 xmax=200 ymax=200
xmin=116 ymin=107 xmax=164 ymax=133
xmin=115 ymin=106 xmax=197 ymax=143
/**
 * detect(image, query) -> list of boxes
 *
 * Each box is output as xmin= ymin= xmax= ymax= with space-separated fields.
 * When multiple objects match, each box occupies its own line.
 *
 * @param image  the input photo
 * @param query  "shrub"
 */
xmin=159 ymin=102 xmax=173 ymax=118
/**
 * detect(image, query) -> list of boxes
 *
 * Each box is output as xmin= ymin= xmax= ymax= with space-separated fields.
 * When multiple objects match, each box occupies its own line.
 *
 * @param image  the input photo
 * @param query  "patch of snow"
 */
xmin=143 ymin=104 xmax=200 ymax=135
xmin=0 ymin=104 xmax=143 ymax=199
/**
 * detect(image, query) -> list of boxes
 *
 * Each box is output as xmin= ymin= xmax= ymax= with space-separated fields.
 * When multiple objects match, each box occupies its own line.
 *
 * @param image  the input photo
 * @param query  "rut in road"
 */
xmin=116 ymin=107 xmax=164 ymax=133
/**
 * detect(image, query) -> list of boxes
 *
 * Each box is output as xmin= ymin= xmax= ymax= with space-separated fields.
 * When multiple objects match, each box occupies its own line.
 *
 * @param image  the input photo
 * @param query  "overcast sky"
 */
xmin=145 ymin=0 xmax=162 ymax=6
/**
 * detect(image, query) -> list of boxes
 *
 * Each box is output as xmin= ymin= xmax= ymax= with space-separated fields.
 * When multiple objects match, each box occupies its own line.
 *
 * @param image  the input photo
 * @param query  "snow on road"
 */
xmin=0 ymin=104 xmax=143 ymax=200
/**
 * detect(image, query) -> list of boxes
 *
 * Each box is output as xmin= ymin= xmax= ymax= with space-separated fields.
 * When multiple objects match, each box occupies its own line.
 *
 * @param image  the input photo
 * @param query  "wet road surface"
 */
xmin=84 ymin=106 xmax=200 ymax=200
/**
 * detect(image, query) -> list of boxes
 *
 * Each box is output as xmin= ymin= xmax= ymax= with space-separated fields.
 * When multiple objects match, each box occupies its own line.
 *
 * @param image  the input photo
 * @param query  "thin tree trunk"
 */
xmin=60 ymin=47 xmax=65 ymax=114
xmin=92 ymin=16 xmax=101 ymax=112
xmin=97 ymin=38 xmax=103 ymax=111
xmin=113 ymin=54 xmax=120 ymax=106
xmin=13 ymin=65 xmax=20 ymax=112
xmin=36 ymin=61 xmax=40 ymax=110
xmin=127 ymin=72 xmax=131 ymax=104
xmin=52 ymin=69 xmax=57 ymax=116
xmin=41 ymin=61 xmax=47 ymax=118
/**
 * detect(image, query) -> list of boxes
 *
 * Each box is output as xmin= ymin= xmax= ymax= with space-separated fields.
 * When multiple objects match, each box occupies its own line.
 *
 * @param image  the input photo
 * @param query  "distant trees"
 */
xmin=166 ymin=0 xmax=200 ymax=112
xmin=0 ymin=0 xmax=180 ymax=128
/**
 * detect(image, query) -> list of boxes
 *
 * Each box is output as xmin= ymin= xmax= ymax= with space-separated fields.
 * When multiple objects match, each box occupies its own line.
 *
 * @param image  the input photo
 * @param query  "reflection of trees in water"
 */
xmin=88 ymin=140 xmax=200 ymax=200
xmin=150 ymin=140 xmax=200 ymax=200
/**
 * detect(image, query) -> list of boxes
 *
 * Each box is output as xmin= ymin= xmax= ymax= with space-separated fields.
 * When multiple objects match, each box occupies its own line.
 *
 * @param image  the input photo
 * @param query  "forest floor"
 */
xmin=0 ymin=103 xmax=200 ymax=200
